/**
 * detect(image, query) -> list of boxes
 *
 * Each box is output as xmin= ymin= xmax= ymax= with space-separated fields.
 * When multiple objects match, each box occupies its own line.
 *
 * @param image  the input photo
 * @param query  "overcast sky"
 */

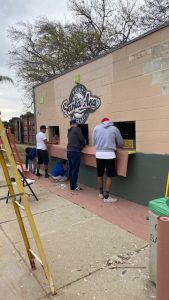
xmin=0 ymin=0 xmax=71 ymax=121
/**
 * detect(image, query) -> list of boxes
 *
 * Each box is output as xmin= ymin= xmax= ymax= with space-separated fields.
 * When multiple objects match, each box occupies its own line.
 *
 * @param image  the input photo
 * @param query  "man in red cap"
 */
xmin=92 ymin=118 xmax=123 ymax=202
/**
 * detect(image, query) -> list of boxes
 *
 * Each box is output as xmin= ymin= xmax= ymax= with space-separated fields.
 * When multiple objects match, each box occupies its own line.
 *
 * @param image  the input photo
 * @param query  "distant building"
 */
xmin=9 ymin=113 xmax=36 ymax=145
xmin=21 ymin=113 xmax=36 ymax=144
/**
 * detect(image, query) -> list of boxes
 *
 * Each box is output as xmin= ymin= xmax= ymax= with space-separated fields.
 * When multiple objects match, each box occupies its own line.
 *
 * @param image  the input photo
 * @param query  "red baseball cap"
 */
xmin=101 ymin=117 xmax=110 ymax=122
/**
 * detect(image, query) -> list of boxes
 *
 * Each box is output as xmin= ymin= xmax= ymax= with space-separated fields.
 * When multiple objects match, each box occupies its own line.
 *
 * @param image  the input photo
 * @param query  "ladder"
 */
xmin=0 ymin=117 xmax=56 ymax=295
xmin=6 ymin=126 xmax=26 ymax=176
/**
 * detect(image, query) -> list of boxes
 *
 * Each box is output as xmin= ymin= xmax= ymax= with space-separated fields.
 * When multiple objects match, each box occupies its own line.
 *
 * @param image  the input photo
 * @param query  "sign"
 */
xmin=61 ymin=84 xmax=101 ymax=124
xmin=74 ymin=74 xmax=80 ymax=84
xmin=39 ymin=96 xmax=44 ymax=104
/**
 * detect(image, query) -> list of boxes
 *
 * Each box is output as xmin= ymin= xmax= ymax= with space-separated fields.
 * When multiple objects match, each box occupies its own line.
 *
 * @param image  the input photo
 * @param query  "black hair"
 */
xmin=40 ymin=125 xmax=47 ymax=130
xmin=25 ymin=147 xmax=32 ymax=154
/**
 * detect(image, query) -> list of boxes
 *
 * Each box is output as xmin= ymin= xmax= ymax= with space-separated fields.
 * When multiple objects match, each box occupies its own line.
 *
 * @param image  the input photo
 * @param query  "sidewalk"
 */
xmin=37 ymin=176 xmax=149 ymax=241
xmin=0 ymin=169 xmax=156 ymax=300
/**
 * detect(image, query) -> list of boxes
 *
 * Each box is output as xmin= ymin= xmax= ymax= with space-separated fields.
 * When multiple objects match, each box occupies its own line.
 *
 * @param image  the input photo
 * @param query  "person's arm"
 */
xmin=115 ymin=127 xmax=124 ymax=148
xmin=78 ymin=128 xmax=86 ymax=148
xmin=43 ymin=133 xmax=48 ymax=145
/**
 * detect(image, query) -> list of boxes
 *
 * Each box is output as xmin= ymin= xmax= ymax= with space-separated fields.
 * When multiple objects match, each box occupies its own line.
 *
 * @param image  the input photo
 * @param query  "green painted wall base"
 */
xmin=50 ymin=153 xmax=169 ymax=206
xmin=78 ymin=153 xmax=169 ymax=206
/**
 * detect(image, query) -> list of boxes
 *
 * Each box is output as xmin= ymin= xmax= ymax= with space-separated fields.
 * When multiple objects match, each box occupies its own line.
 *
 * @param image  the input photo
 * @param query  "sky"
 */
xmin=0 ymin=0 xmax=71 ymax=121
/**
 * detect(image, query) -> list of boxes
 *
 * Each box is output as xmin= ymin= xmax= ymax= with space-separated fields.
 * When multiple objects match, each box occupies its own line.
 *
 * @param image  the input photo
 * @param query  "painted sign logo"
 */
xmin=61 ymin=84 xmax=101 ymax=124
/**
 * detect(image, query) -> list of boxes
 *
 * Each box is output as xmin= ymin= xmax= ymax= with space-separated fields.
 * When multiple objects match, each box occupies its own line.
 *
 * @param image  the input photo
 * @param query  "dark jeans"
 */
xmin=67 ymin=151 xmax=80 ymax=190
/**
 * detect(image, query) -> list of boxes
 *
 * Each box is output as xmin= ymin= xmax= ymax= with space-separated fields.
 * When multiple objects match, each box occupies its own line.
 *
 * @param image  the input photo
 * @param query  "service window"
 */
xmin=78 ymin=124 xmax=89 ymax=145
xmin=114 ymin=121 xmax=136 ymax=149
xmin=48 ymin=126 xmax=60 ymax=144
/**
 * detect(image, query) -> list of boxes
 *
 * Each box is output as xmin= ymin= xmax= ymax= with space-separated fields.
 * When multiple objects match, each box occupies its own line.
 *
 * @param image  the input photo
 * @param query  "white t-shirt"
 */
xmin=36 ymin=132 xmax=47 ymax=150
xmin=96 ymin=151 xmax=116 ymax=159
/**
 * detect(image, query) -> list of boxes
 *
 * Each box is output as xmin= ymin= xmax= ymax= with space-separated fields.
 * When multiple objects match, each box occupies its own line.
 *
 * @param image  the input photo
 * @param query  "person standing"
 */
xmin=36 ymin=125 xmax=49 ymax=178
xmin=92 ymin=118 xmax=123 ymax=202
xmin=67 ymin=119 xmax=85 ymax=190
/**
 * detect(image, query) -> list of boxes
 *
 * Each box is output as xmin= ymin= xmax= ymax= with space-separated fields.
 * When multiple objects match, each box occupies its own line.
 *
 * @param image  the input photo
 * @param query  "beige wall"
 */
xmin=35 ymin=25 xmax=169 ymax=154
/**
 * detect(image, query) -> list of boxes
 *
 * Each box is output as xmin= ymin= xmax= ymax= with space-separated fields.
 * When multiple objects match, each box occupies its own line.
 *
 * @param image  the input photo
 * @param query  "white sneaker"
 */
xmin=71 ymin=186 xmax=82 ymax=191
xmin=58 ymin=176 xmax=67 ymax=182
xmin=99 ymin=193 xmax=104 ymax=199
xmin=52 ymin=175 xmax=62 ymax=180
xmin=103 ymin=196 xmax=118 ymax=203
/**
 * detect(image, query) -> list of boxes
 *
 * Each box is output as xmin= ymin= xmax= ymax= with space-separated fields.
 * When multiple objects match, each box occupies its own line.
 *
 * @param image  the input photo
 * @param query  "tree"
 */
xmin=112 ymin=0 xmax=144 ymax=44
xmin=140 ymin=0 xmax=169 ymax=30
xmin=8 ymin=1 xmax=142 ymax=90
xmin=0 ymin=75 xmax=13 ymax=84
xmin=7 ymin=1 xmax=146 ymax=109
xmin=8 ymin=18 xmax=90 ymax=108
xmin=69 ymin=0 xmax=142 ymax=54
xmin=8 ymin=19 xmax=89 ymax=84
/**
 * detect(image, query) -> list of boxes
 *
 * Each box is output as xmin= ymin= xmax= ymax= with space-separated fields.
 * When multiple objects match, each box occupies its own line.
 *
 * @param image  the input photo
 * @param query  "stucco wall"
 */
xmin=34 ymin=25 xmax=169 ymax=154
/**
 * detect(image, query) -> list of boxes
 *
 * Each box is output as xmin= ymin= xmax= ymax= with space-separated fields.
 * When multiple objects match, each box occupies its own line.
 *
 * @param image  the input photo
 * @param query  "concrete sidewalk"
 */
xmin=0 ymin=171 xmax=156 ymax=300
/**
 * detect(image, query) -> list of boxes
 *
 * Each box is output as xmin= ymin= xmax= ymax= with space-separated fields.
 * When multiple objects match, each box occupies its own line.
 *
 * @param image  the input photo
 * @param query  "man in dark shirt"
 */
xmin=67 ymin=119 xmax=85 ymax=190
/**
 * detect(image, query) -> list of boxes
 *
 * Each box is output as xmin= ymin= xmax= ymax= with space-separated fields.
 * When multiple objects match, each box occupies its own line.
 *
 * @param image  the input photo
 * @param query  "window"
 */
xmin=48 ymin=126 xmax=60 ymax=144
xmin=114 ymin=121 xmax=136 ymax=149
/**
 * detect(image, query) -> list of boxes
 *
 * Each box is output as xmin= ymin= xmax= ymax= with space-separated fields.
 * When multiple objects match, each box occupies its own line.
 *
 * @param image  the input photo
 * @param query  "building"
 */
xmin=22 ymin=113 xmax=36 ymax=145
xmin=34 ymin=23 xmax=169 ymax=205
xmin=9 ymin=113 xmax=36 ymax=145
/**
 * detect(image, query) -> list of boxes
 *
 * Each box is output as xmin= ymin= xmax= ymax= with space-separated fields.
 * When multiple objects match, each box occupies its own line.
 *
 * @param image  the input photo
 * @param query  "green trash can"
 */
xmin=148 ymin=198 xmax=169 ymax=284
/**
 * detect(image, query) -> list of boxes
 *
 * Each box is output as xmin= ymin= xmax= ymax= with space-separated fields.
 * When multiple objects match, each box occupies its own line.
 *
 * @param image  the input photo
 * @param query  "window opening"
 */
xmin=114 ymin=121 xmax=136 ymax=149
xmin=48 ymin=126 xmax=60 ymax=144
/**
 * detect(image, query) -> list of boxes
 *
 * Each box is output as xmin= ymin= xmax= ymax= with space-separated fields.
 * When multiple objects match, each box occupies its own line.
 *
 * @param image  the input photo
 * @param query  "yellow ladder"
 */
xmin=165 ymin=172 xmax=169 ymax=198
xmin=0 ymin=118 xmax=56 ymax=295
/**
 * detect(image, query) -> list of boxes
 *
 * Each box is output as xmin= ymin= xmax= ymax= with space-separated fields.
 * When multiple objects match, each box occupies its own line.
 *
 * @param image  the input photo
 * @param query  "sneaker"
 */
xmin=45 ymin=174 xmax=50 ymax=178
xmin=59 ymin=176 xmax=67 ymax=182
xmin=75 ymin=186 xmax=82 ymax=191
xmin=36 ymin=173 xmax=42 ymax=177
xmin=103 ymin=196 xmax=118 ymax=203
xmin=52 ymin=175 xmax=62 ymax=180
xmin=71 ymin=186 xmax=82 ymax=191
xmin=99 ymin=193 xmax=104 ymax=199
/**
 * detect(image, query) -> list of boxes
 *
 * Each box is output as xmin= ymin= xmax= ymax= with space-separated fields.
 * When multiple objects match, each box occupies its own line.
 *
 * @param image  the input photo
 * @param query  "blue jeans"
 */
xmin=67 ymin=151 xmax=80 ymax=190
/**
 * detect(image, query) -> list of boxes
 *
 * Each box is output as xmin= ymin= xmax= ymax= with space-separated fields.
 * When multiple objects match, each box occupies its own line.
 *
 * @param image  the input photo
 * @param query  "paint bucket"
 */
xmin=148 ymin=198 xmax=169 ymax=284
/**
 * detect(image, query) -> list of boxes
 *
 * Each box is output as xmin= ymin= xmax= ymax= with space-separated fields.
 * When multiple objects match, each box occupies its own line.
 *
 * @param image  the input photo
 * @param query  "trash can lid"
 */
xmin=148 ymin=198 xmax=169 ymax=216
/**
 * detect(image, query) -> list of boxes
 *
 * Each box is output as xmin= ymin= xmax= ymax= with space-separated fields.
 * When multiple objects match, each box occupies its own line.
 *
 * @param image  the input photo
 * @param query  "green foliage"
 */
xmin=0 ymin=76 xmax=13 ymax=84
xmin=8 ymin=19 xmax=90 ymax=87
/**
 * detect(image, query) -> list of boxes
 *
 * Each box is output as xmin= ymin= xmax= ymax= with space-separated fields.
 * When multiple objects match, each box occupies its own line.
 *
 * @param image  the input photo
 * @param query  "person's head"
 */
xmin=25 ymin=147 xmax=32 ymax=154
xmin=40 ymin=125 xmax=47 ymax=133
xmin=70 ymin=119 xmax=77 ymax=127
xmin=101 ymin=117 xmax=110 ymax=123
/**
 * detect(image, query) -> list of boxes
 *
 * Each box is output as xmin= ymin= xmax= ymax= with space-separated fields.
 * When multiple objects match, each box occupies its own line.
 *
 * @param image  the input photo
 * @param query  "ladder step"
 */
xmin=0 ymin=184 xmax=11 ymax=188
xmin=15 ymin=201 xmax=25 ymax=210
xmin=29 ymin=249 xmax=42 ymax=265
